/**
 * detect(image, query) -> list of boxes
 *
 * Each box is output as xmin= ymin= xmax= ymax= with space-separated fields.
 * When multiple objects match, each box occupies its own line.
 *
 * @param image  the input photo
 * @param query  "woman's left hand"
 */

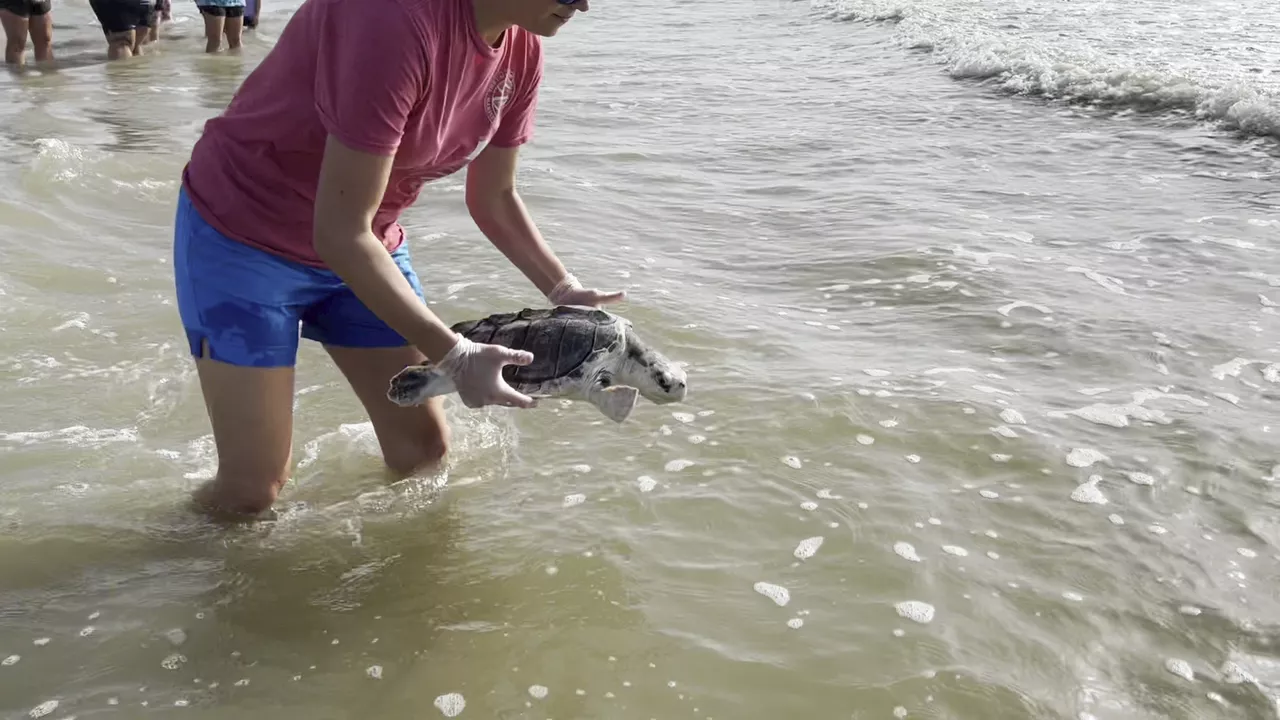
xmin=547 ymin=273 xmax=626 ymax=308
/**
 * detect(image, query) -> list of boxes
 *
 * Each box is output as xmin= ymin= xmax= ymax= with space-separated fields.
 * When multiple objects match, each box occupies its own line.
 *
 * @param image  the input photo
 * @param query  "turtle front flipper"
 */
xmin=587 ymin=382 xmax=639 ymax=423
xmin=387 ymin=364 xmax=457 ymax=406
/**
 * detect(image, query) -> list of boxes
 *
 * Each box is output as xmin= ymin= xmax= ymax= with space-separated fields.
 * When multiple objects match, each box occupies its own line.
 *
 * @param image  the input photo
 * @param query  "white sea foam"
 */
xmin=894 ymin=542 xmax=921 ymax=562
xmin=794 ymin=536 xmax=824 ymax=560
xmin=433 ymin=693 xmax=466 ymax=717
xmin=754 ymin=582 xmax=791 ymax=606
xmin=894 ymin=600 xmax=935 ymax=624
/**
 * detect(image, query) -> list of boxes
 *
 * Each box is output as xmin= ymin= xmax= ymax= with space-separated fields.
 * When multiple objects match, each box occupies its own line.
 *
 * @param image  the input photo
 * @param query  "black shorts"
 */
xmin=0 ymin=0 xmax=51 ymax=18
xmin=88 ymin=0 xmax=156 ymax=33
xmin=243 ymin=13 xmax=256 ymax=27
xmin=197 ymin=4 xmax=244 ymax=17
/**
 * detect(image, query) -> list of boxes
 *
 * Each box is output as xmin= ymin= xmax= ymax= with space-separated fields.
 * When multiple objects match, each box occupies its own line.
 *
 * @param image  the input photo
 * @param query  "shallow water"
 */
xmin=1 ymin=0 xmax=1279 ymax=718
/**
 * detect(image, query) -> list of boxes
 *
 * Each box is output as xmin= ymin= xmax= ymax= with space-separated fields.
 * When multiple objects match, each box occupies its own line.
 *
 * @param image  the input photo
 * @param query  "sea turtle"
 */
xmin=387 ymin=305 xmax=688 ymax=423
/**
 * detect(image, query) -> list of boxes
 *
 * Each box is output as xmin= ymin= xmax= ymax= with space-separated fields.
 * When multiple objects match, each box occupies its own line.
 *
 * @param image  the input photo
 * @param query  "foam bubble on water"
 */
xmin=562 ymin=494 xmax=586 ymax=508
xmin=29 ymin=700 xmax=58 ymax=718
xmin=894 ymin=601 xmax=935 ymax=624
xmin=1126 ymin=471 xmax=1155 ymax=486
xmin=800 ymin=501 xmax=818 ymax=511
xmin=637 ymin=476 xmax=657 ymax=493
xmin=794 ymin=537 xmax=824 ymax=560
xmin=781 ymin=456 xmax=802 ymax=469
xmin=366 ymin=665 xmax=383 ymax=679
xmin=856 ymin=434 xmax=875 ymax=445
xmin=165 ymin=629 xmax=187 ymax=647
xmin=570 ymin=464 xmax=591 ymax=473
xmin=979 ymin=490 xmax=999 ymax=499
xmin=32 ymin=639 xmax=49 ymax=647
xmin=999 ymin=408 xmax=1027 ymax=425
xmin=786 ymin=618 xmax=804 ymax=629
xmin=1108 ymin=514 xmax=1125 ymax=525
xmin=79 ymin=626 xmax=95 ymax=637
xmin=880 ymin=419 xmax=899 ymax=428
xmin=986 ymin=551 xmax=1000 ymax=560
xmin=1066 ymin=448 xmax=1109 ymax=468
xmin=905 ymin=454 xmax=921 ymax=463
xmin=894 ymin=542 xmax=921 ymax=562
xmin=433 ymin=692 xmax=466 ymax=717
xmin=3 ymin=655 xmax=19 ymax=666
xmin=858 ymin=502 xmax=869 ymax=509
xmin=928 ymin=517 xmax=941 ymax=525
xmin=688 ymin=435 xmax=706 ymax=444
xmin=1179 ymin=605 xmax=1202 ymax=616
xmin=991 ymin=426 xmax=1019 ymax=438
xmin=162 ymin=654 xmax=187 ymax=670
xmin=1164 ymin=658 xmax=1195 ymax=682
xmin=816 ymin=489 xmax=841 ymax=499
xmin=1220 ymin=661 xmax=1257 ymax=685
xmin=1070 ymin=476 xmax=1111 ymax=504
xmin=864 ymin=369 xmax=892 ymax=377
xmin=754 ymin=582 xmax=790 ymax=606
xmin=1071 ymin=476 xmax=1108 ymax=505
xmin=991 ymin=453 xmax=1012 ymax=463
xmin=1237 ymin=548 xmax=1258 ymax=559
xmin=893 ymin=706 xmax=908 ymax=719
xmin=1062 ymin=591 xmax=1084 ymax=602
xmin=664 ymin=459 xmax=694 ymax=472
xmin=672 ymin=412 xmax=696 ymax=424
xmin=528 ymin=685 xmax=548 ymax=699
xmin=1148 ymin=525 xmax=1168 ymax=535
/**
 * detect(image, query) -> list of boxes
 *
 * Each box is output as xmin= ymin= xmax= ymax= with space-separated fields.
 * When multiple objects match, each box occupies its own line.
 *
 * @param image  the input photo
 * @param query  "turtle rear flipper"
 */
xmin=387 ymin=364 xmax=456 ymax=406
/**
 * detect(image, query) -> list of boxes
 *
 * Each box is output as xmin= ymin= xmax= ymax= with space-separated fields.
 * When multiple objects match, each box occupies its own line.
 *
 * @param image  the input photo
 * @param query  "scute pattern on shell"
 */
xmin=451 ymin=306 xmax=625 ymax=386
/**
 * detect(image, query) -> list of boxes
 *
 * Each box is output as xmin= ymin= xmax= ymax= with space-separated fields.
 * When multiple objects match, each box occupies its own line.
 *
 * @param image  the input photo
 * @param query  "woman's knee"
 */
xmin=382 ymin=424 xmax=451 ymax=476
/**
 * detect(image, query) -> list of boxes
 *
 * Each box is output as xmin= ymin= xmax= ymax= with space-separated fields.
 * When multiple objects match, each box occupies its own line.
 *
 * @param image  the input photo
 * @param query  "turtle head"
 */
xmin=619 ymin=331 xmax=688 ymax=405
xmin=387 ymin=363 xmax=457 ymax=406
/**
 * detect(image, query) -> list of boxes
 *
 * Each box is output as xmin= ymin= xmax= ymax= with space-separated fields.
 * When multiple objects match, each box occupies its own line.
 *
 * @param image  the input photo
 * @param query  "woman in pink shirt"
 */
xmin=176 ymin=0 xmax=620 ymax=518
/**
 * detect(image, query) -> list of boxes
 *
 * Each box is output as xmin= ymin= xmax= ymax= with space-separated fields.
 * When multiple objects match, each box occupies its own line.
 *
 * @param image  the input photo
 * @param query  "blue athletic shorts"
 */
xmin=173 ymin=187 xmax=425 ymax=368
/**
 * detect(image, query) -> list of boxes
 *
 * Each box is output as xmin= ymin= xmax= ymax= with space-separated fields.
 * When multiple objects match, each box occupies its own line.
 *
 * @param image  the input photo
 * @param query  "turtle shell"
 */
xmin=450 ymin=306 xmax=625 ymax=386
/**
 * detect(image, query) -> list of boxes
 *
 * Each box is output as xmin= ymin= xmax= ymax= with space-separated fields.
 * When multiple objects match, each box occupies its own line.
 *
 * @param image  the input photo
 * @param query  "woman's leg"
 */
xmin=174 ymin=189 xmax=313 ymax=518
xmin=0 ymin=8 xmax=28 ymax=66
xmin=325 ymin=345 xmax=450 ymax=477
xmin=300 ymin=247 xmax=451 ymax=476
xmin=199 ymin=7 xmax=223 ymax=52
xmin=222 ymin=12 xmax=242 ymax=50
xmin=27 ymin=3 xmax=51 ymax=63
xmin=191 ymin=349 xmax=297 ymax=517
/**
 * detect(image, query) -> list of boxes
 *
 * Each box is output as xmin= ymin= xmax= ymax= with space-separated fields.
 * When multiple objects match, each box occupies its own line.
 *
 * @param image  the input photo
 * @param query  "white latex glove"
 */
xmin=435 ymin=336 xmax=538 ymax=409
xmin=547 ymin=273 xmax=626 ymax=308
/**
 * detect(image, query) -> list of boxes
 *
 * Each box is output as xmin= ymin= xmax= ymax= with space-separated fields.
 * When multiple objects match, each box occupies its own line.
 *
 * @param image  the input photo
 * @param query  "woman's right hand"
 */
xmin=434 ymin=336 xmax=539 ymax=409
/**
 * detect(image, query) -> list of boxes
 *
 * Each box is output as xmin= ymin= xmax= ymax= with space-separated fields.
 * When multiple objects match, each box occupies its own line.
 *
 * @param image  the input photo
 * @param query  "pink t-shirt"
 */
xmin=183 ymin=0 xmax=543 ymax=267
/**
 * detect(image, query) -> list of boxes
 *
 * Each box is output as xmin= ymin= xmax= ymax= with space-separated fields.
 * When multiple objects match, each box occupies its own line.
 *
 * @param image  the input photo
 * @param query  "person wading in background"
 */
xmin=173 ymin=0 xmax=619 ymax=518
xmin=88 ymin=0 xmax=156 ymax=60
xmin=0 ymin=0 xmax=53 ymax=66
xmin=194 ymin=0 xmax=244 ymax=52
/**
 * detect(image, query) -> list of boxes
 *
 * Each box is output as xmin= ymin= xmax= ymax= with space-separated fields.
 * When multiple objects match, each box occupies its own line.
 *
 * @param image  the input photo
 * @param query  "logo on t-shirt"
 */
xmin=486 ymin=69 xmax=515 ymax=124
xmin=390 ymin=69 xmax=517 ymax=199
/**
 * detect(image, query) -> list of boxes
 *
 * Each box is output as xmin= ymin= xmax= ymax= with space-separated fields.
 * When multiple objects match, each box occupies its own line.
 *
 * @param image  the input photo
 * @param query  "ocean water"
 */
xmin=1 ymin=0 xmax=1278 ymax=718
